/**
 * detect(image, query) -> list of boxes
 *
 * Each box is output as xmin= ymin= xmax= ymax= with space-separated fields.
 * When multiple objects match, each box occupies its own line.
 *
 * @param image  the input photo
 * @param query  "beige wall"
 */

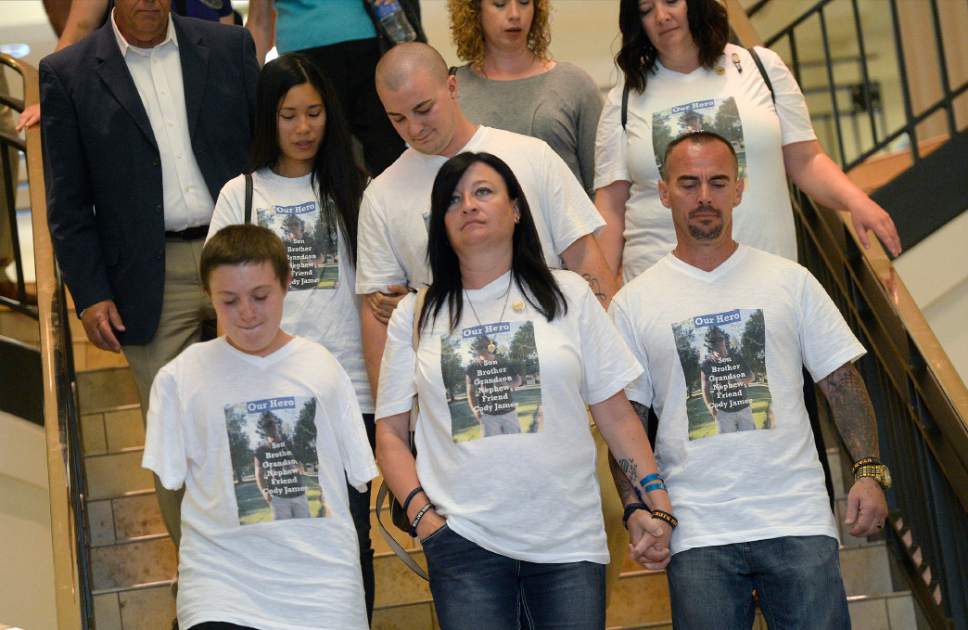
xmin=0 ymin=411 xmax=57 ymax=630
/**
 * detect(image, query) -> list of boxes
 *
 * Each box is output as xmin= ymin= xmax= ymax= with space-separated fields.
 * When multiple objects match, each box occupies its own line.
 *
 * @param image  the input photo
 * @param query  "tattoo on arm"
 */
xmin=581 ymin=273 xmax=607 ymax=305
xmin=608 ymin=453 xmax=640 ymax=505
xmin=819 ymin=363 xmax=879 ymax=461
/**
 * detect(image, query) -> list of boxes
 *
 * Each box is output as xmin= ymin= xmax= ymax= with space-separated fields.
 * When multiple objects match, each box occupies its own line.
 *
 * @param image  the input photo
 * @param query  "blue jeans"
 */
xmin=667 ymin=535 xmax=850 ymax=630
xmin=422 ymin=525 xmax=605 ymax=630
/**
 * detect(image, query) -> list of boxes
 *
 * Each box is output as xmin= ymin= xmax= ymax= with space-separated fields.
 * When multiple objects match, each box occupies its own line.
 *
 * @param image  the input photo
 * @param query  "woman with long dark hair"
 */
xmin=375 ymin=152 xmax=676 ymax=629
xmin=206 ymin=52 xmax=377 ymax=620
xmin=594 ymin=0 xmax=901 ymax=282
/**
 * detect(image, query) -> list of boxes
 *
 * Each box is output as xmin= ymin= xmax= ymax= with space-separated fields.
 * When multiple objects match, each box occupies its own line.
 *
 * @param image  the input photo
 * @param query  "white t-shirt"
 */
xmin=356 ymin=126 xmax=605 ymax=294
xmin=209 ymin=169 xmax=372 ymax=412
xmin=143 ymin=336 xmax=378 ymax=630
xmin=375 ymin=270 xmax=642 ymax=564
xmin=609 ymin=245 xmax=865 ymax=555
xmin=595 ymin=44 xmax=816 ymax=281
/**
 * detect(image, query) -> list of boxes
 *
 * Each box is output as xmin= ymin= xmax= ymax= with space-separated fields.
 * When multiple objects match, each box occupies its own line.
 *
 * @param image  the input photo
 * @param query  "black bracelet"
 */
xmin=622 ymin=502 xmax=651 ymax=529
xmin=401 ymin=485 xmax=425 ymax=518
xmin=651 ymin=509 xmax=679 ymax=529
xmin=410 ymin=503 xmax=434 ymax=537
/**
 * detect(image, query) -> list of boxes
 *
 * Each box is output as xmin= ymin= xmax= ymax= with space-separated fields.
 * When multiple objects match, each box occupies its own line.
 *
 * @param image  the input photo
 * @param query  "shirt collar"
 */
xmin=111 ymin=8 xmax=178 ymax=57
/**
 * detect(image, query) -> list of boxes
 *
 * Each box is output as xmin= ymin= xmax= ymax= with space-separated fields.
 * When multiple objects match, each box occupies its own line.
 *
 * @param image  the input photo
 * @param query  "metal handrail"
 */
xmin=725 ymin=1 xmax=968 ymax=627
xmin=0 ymin=53 xmax=92 ymax=630
xmin=761 ymin=0 xmax=968 ymax=172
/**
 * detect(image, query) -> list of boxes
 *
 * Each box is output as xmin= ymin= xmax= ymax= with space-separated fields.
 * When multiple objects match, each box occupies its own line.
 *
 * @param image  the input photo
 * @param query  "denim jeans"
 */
xmin=422 ymin=525 xmax=606 ymax=630
xmin=667 ymin=535 xmax=850 ymax=630
xmin=346 ymin=413 xmax=376 ymax=624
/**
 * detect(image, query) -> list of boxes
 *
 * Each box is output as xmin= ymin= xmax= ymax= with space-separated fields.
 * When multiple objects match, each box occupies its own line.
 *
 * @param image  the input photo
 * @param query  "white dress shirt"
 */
xmin=112 ymin=11 xmax=214 ymax=231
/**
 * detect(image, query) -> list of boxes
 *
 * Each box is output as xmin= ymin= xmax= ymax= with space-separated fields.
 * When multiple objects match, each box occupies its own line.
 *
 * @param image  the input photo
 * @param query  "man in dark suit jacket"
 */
xmin=40 ymin=0 xmax=258 ymax=544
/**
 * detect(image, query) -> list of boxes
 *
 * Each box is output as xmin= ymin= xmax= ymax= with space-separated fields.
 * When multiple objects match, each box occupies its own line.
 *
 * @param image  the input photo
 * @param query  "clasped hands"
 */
xmin=626 ymin=510 xmax=673 ymax=571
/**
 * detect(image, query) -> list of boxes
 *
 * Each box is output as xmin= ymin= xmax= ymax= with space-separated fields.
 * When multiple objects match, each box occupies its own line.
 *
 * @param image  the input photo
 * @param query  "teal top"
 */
xmin=275 ymin=0 xmax=377 ymax=53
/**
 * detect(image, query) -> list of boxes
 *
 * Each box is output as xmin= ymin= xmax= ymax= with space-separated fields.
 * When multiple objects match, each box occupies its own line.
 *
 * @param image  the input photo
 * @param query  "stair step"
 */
xmin=85 ymin=450 xmax=153 ymax=500
xmin=81 ymin=406 xmax=144 ymax=456
xmin=77 ymin=367 xmax=140 ymax=413
xmin=0 ymin=307 xmax=39 ymax=344
xmin=93 ymin=581 xmax=175 ymax=630
xmin=73 ymin=340 xmax=129 ymax=372
xmin=88 ymin=492 xmax=167 ymax=546
xmin=91 ymin=536 xmax=176 ymax=592
xmin=848 ymin=591 xmax=919 ymax=630
xmin=372 ymin=601 xmax=438 ymax=630
xmin=841 ymin=542 xmax=894 ymax=597
xmin=605 ymin=570 xmax=671 ymax=628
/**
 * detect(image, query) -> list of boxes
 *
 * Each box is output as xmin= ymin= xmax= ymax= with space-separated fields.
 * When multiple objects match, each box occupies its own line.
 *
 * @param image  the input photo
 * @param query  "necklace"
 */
xmin=464 ymin=274 xmax=514 ymax=354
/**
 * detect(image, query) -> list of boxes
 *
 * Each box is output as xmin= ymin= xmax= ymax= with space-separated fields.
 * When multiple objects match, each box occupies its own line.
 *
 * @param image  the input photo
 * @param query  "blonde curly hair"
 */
xmin=448 ymin=0 xmax=552 ymax=69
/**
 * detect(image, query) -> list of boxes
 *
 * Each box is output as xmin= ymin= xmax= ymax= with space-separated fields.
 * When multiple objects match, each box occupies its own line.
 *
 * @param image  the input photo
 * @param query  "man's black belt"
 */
xmin=165 ymin=225 xmax=209 ymax=241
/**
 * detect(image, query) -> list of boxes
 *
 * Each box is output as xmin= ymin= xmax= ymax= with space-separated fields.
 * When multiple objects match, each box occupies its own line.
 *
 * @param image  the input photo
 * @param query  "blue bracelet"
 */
xmin=643 ymin=481 xmax=667 ymax=493
xmin=639 ymin=473 xmax=662 ymax=487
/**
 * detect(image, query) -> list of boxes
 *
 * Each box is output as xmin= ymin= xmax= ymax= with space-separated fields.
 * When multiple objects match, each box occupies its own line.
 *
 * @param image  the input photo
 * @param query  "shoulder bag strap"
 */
xmin=244 ymin=172 xmax=253 ymax=224
xmin=621 ymin=82 xmax=630 ymax=131
xmin=747 ymin=47 xmax=776 ymax=104
xmin=375 ymin=287 xmax=431 ymax=581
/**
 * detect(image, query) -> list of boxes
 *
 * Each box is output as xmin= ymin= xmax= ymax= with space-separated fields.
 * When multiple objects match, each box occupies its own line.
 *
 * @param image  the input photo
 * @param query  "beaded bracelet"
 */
xmin=851 ymin=457 xmax=881 ymax=473
xmin=410 ymin=503 xmax=434 ymax=537
xmin=401 ymin=485 xmax=425 ymax=517
xmin=651 ymin=509 xmax=679 ymax=529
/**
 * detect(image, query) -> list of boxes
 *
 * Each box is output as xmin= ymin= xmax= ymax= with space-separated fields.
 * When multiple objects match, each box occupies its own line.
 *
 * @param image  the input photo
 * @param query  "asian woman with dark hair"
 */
xmin=206 ymin=52 xmax=378 ymax=621
xmin=375 ymin=152 xmax=676 ymax=630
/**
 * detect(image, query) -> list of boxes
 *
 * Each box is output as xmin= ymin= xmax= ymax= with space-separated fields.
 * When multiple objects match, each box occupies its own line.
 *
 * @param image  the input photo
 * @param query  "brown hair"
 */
xmin=200 ymin=225 xmax=290 ymax=292
xmin=448 ymin=0 xmax=552 ymax=70
xmin=616 ymin=0 xmax=729 ymax=93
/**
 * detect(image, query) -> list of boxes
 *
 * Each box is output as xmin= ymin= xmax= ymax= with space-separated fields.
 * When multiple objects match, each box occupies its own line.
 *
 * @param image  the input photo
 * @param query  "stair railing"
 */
xmin=759 ymin=0 xmax=967 ymax=171
xmin=0 ymin=53 xmax=93 ymax=630
xmin=725 ymin=2 xmax=968 ymax=628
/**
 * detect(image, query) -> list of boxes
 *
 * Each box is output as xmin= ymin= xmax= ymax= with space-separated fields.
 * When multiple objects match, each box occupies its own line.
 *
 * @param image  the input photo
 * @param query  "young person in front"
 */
xmin=374 ymin=152 xmax=676 ymax=630
xmin=142 ymin=225 xmax=376 ymax=630
xmin=609 ymin=132 xmax=891 ymax=629
xmin=205 ymin=52 xmax=380 ymax=621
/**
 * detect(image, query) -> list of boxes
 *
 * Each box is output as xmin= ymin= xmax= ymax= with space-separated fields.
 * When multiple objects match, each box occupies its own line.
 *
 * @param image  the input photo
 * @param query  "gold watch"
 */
xmin=853 ymin=459 xmax=892 ymax=489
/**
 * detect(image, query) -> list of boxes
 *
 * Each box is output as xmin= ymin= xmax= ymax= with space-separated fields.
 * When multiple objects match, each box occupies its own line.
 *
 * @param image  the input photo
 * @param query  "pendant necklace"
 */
xmin=464 ymin=273 xmax=514 ymax=354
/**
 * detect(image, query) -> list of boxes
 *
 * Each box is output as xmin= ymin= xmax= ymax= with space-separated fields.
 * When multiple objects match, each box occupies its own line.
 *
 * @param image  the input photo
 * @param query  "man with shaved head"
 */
xmin=358 ymin=41 xmax=627 ymax=599
xmin=610 ymin=132 xmax=889 ymax=628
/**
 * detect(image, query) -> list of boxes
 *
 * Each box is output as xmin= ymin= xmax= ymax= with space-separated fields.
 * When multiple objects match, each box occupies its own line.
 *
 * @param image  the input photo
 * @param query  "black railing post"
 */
xmin=818 ymin=6 xmax=847 ymax=165
xmin=849 ymin=0 xmax=879 ymax=146
xmin=887 ymin=0 xmax=920 ymax=162
xmin=927 ymin=0 xmax=957 ymax=136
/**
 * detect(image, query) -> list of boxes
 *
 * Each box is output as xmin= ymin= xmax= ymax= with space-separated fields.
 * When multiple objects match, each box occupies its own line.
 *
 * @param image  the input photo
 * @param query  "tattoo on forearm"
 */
xmin=820 ymin=363 xmax=879 ymax=461
xmin=581 ymin=273 xmax=607 ymax=304
xmin=608 ymin=453 xmax=640 ymax=504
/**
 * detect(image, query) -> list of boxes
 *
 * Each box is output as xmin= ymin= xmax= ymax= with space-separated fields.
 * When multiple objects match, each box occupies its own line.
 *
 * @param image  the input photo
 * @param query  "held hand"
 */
xmin=845 ymin=477 xmax=888 ymax=537
xmin=80 ymin=299 xmax=126 ymax=352
xmin=416 ymin=509 xmax=447 ymax=542
xmin=627 ymin=511 xmax=672 ymax=571
xmin=261 ymin=489 xmax=272 ymax=504
xmin=849 ymin=197 xmax=901 ymax=257
xmin=16 ymin=103 xmax=41 ymax=132
xmin=366 ymin=284 xmax=410 ymax=325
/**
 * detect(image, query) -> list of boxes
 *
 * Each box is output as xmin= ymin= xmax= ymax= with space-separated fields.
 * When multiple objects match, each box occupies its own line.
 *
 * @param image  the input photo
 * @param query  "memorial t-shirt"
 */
xmin=209 ymin=169 xmax=372 ymax=412
xmin=142 ymin=337 xmax=378 ymax=629
xmin=375 ymin=270 xmax=642 ymax=563
xmin=594 ymin=44 xmax=816 ymax=281
xmin=356 ymin=125 xmax=605 ymax=294
xmin=609 ymin=245 xmax=865 ymax=554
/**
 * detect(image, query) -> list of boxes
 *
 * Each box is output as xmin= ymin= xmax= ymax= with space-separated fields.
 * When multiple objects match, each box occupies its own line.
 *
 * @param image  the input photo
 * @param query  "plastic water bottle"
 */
xmin=370 ymin=0 xmax=417 ymax=44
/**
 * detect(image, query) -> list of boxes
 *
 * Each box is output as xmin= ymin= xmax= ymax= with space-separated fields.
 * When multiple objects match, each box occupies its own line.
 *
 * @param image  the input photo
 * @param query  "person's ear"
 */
xmin=658 ymin=177 xmax=672 ymax=209
xmin=734 ymin=176 xmax=745 ymax=206
xmin=447 ymin=73 xmax=459 ymax=100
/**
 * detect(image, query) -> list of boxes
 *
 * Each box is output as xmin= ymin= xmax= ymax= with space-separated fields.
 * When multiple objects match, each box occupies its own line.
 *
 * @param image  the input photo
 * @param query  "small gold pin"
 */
xmin=714 ymin=65 xmax=725 ymax=75
xmin=512 ymin=300 xmax=525 ymax=312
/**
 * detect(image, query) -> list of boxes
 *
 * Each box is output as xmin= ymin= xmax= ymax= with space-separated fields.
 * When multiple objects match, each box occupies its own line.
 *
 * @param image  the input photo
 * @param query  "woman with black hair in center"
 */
xmin=375 ymin=151 xmax=678 ymax=629
xmin=594 ymin=0 xmax=901 ymax=284
xmin=205 ymin=52 xmax=378 ymax=621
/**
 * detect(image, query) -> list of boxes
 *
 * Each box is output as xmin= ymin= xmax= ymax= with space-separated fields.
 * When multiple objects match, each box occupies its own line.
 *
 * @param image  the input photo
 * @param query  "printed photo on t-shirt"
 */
xmin=439 ymin=321 xmax=543 ymax=443
xmin=223 ymin=396 xmax=327 ymax=524
xmin=671 ymin=309 xmax=772 ymax=440
xmin=257 ymin=199 xmax=339 ymax=291
xmin=652 ymin=97 xmax=747 ymax=179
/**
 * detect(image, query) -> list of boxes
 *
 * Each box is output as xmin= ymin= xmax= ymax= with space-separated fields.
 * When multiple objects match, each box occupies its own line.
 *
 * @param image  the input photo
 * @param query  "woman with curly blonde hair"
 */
xmin=447 ymin=0 xmax=602 ymax=195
